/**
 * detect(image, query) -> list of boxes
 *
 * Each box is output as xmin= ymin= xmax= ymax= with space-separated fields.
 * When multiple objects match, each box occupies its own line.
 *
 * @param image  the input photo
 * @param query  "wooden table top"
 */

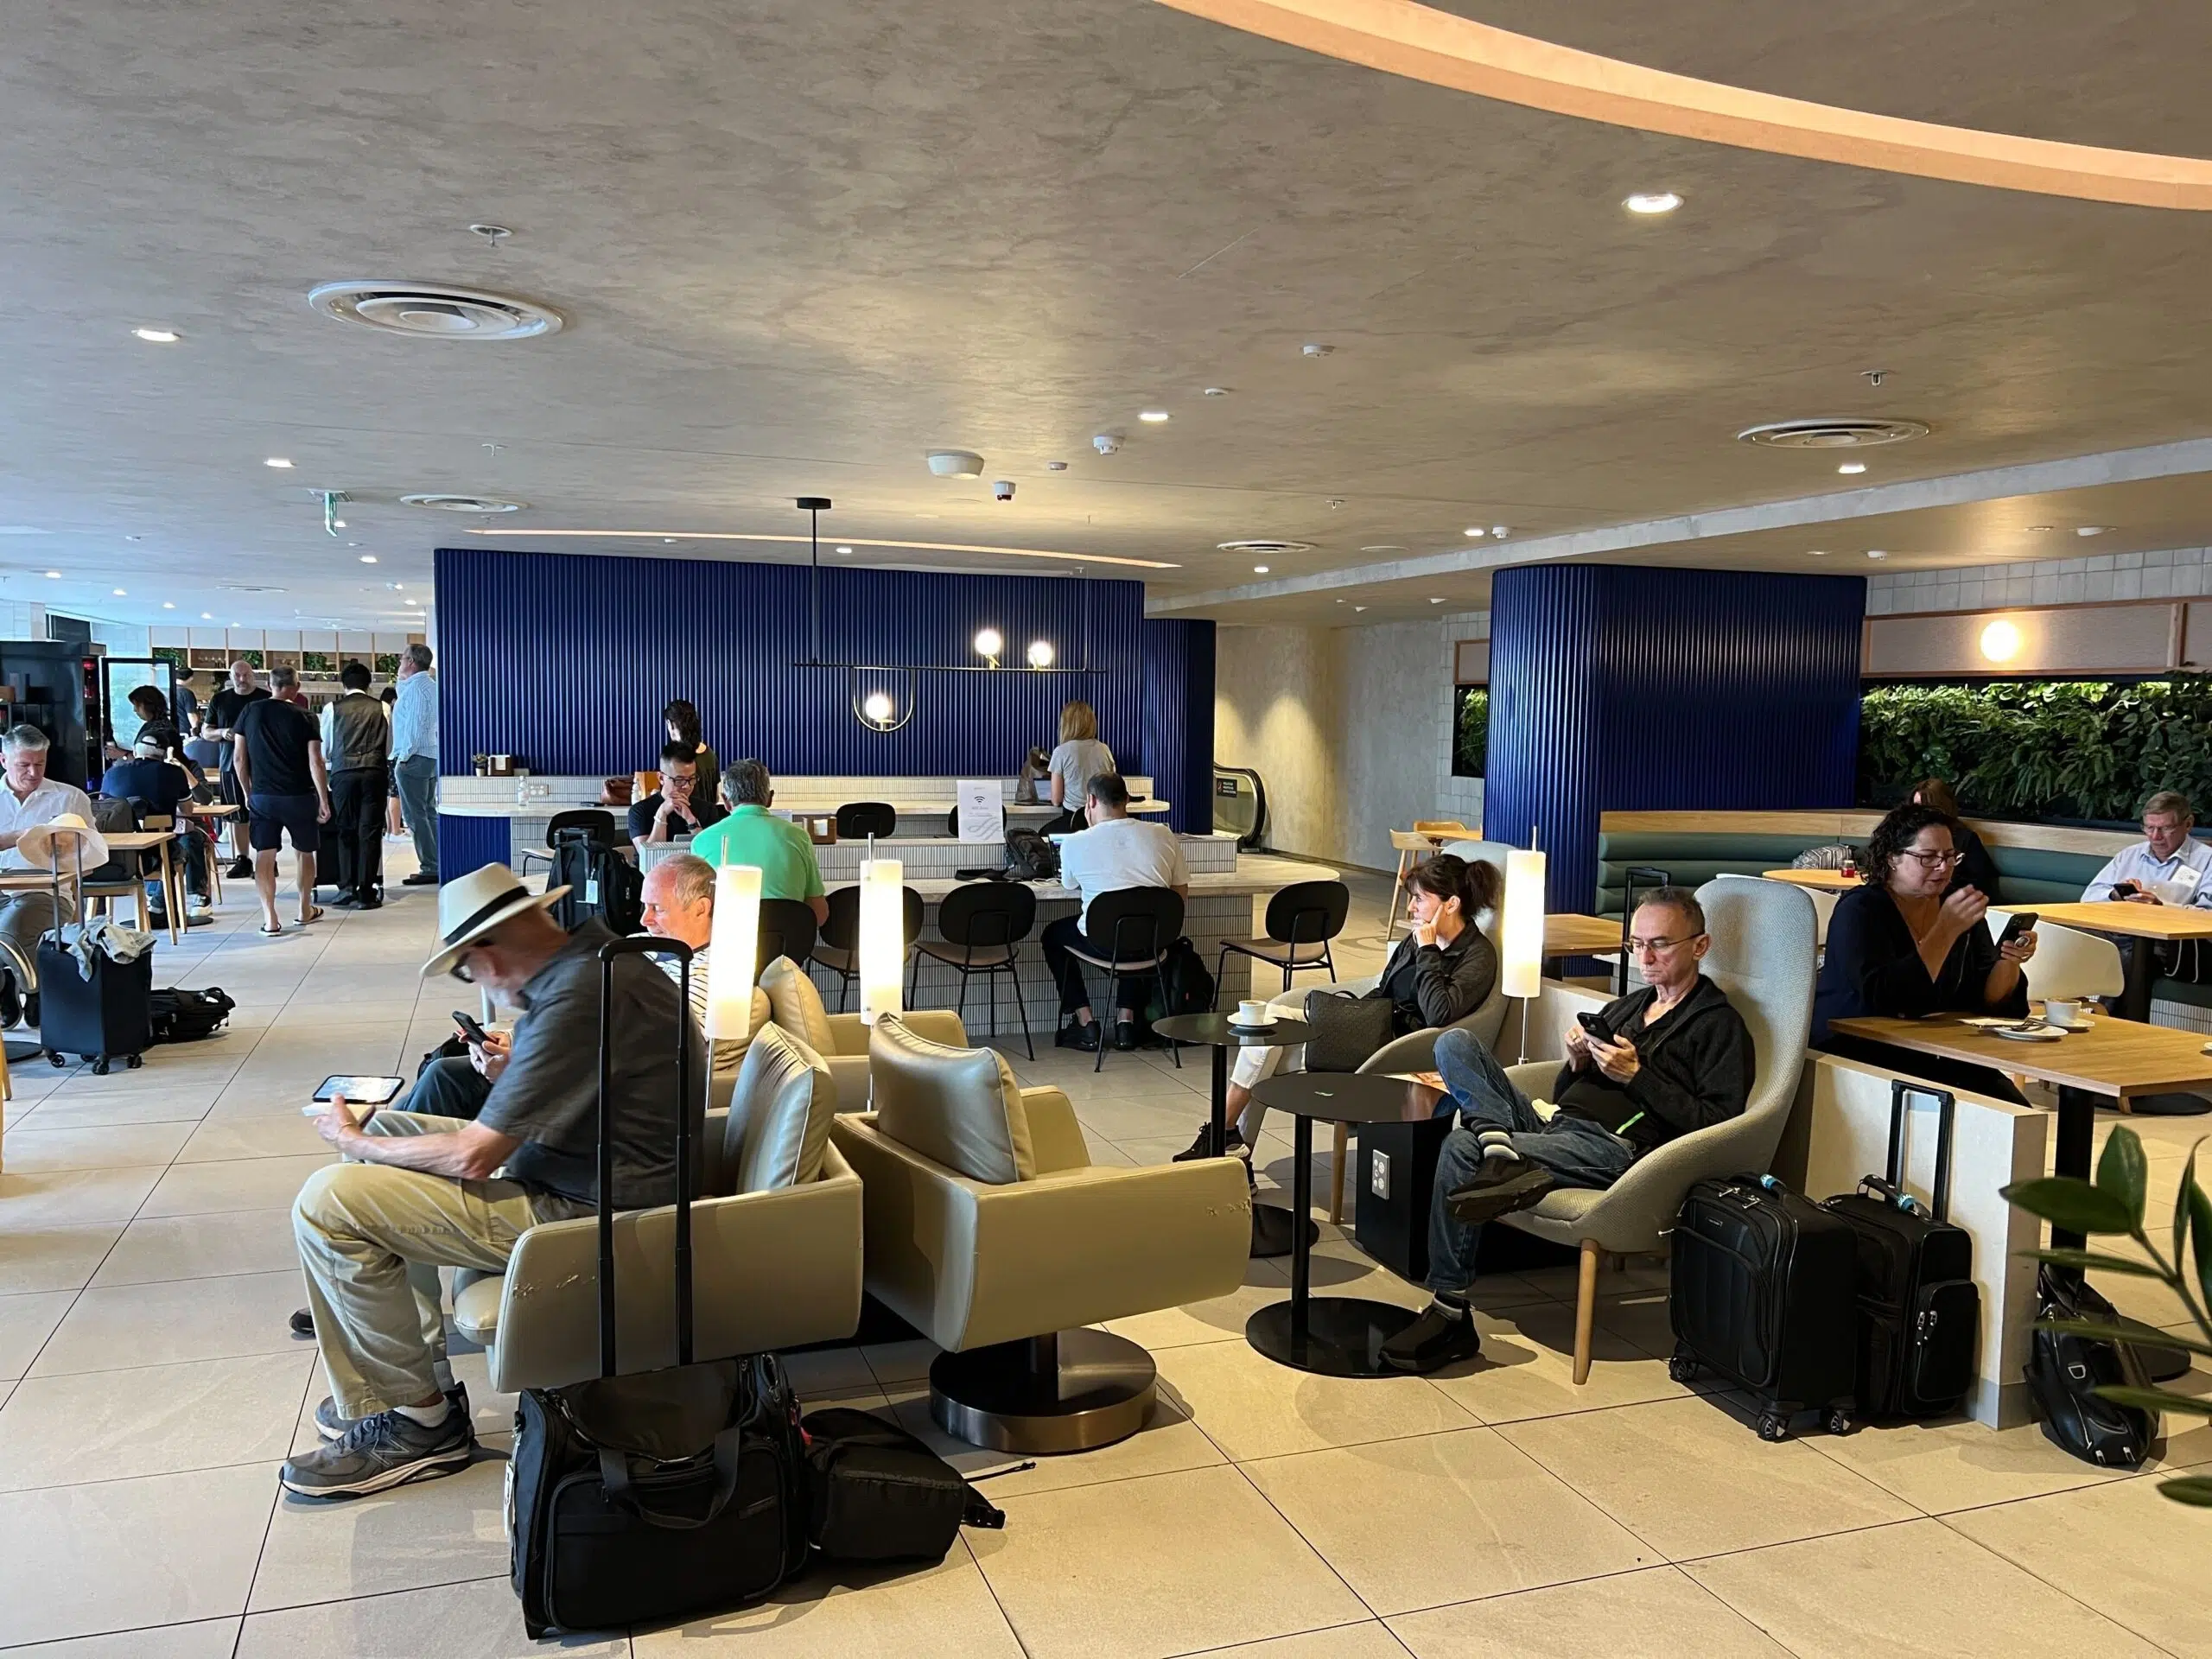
xmin=1544 ymin=913 xmax=1624 ymax=957
xmin=1828 ymin=1013 xmax=2212 ymax=1101
xmin=2018 ymin=900 xmax=2212 ymax=941
xmin=181 ymin=802 xmax=239 ymax=817
xmin=1762 ymin=868 xmax=1859 ymax=892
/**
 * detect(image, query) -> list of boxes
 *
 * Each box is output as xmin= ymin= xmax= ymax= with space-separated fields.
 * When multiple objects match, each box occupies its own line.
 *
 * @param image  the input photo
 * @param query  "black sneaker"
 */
xmin=315 ymin=1381 xmax=471 ymax=1442
xmin=0 ymin=971 xmax=20 ymax=1030
xmin=1380 ymin=1302 xmax=1483 ymax=1373
xmin=1113 ymin=1019 xmax=1139 ymax=1052
xmin=226 ymin=858 xmax=253 ymax=880
xmin=289 ymin=1306 xmax=315 ymax=1338
xmin=1172 ymin=1124 xmax=1248 ymax=1162
xmin=1446 ymin=1165 xmax=1558 ymax=1227
xmin=1055 ymin=1021 xmax=1101 ymax=1052
xmin=279 ymin=1405 xmax=474 ymax=1498
xmin=402 ymin=872 xmax=440 ymax=887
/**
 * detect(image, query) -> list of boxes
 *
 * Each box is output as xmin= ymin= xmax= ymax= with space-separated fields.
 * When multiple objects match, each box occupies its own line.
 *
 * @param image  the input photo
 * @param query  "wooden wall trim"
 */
xmin=1599 ymin=809 xmax=2138 ymax=857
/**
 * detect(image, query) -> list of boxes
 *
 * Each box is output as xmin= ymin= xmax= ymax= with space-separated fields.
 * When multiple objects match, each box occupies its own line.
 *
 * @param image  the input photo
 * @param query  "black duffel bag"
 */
xmin=2024 ymin=1265 xmax=2154 ymax=1470
xmin=507 ymin=937 xmax=810 ymax=1637
xmin=800 ymin=1407 xmax=1005 ymax=1562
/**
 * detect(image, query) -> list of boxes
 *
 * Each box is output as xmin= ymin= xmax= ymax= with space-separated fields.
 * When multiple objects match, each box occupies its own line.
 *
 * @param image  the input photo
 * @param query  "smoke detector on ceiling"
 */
xmin=1217 ymin=540 xmax=1315 ymax=557
xmin=401 ymin=493 xmax=526 ymax=513
xmin=307 ymin=281 xmax=564 ymax=340
xmin=926 ymin=451 xmax=984 ymax=477
xmin=1736 ymin=417 xmax=1930 ymax=449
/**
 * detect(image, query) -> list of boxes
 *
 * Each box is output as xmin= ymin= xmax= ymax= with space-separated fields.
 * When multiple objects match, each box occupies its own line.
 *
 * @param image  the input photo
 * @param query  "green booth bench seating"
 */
xmin=1594 ymin=828 xmax=2212 ymax=1016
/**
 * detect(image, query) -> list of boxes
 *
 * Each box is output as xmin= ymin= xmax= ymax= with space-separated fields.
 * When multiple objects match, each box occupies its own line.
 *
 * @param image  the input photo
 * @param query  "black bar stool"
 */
xmin=914 ymin=880 xmax=1039 ymax=1059
xmin=1214 ymin=879 xmax=1350 ymax=1008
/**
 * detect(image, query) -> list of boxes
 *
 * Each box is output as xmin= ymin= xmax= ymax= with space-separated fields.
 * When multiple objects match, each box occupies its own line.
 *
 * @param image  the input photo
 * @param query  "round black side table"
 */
xmin=1243 ymin=1071 xmax=1452 ymax=1377
xmin=1152 ymin=1011 xmax=1316 ymax=1258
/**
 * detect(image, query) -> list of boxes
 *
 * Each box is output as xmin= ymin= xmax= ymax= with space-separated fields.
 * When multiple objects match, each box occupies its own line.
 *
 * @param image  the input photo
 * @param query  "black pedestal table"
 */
xmin=1243 ymin=1071 xmax=1451 ymax=1376
xmin=1152 ymin=1012 xmax=1316 ymax=1258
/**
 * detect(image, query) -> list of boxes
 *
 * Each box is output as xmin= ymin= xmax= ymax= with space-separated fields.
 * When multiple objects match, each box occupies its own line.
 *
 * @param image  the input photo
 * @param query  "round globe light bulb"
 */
xmin=974 ymin=626 xmax=1004 ymax=658
xmin=1979 ymin=620 xmax=2022 ymax=664
xmin=862 ymin=690 xmax=895 ymax=724
xmin=1026 ymin=639 xmax=1055 ymax=669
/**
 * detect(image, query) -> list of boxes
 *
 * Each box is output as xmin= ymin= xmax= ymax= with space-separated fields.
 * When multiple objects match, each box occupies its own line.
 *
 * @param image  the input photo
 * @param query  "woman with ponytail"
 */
xmin=1174 ymin=853 xmax=1502 ymax=1161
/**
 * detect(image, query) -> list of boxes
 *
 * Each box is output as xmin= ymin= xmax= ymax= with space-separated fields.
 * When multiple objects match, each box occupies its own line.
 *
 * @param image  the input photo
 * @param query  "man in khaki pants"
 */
xmin=281 ymin=863 xmax=701 ymax=1499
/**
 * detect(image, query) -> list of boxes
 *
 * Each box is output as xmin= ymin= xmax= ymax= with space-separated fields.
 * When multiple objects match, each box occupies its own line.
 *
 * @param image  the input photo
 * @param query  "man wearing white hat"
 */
xmin=0 ymin=725 xmax=95 ymax=1020
xmin=280 ymin=862 xmax=702 ymax=1499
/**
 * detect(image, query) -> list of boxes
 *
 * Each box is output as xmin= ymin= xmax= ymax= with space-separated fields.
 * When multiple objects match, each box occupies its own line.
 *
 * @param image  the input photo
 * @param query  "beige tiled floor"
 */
xmin=3 ymin=861 xmax=2211 ymax=1655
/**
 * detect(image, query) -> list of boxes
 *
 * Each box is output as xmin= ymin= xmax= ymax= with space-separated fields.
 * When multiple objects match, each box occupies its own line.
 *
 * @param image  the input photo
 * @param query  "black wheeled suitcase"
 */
xmin=32 ymin=844 xmax=153 ymax=1075
xmin=508 ymin=936 xmax=810 ymax=1637
xmin=1669 ymin=1174 xmax=1860 ymax=1440
xmin=1824 ymin=1082 xmax=1980 ymax=1420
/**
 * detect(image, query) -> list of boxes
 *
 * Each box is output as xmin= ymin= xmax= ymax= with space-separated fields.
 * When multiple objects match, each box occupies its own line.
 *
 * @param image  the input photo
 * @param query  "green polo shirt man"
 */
xmin=688 ymin=757 xmax=830 ymax=924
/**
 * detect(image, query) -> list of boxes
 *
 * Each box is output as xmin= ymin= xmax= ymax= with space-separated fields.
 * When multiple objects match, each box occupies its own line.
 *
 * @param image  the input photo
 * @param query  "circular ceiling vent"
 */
xmin=307 ymin=281 xmax=564 ymax=340
xmin=1737 ymin=417 xmax=1930 ymax=449
xmin=400 ymin=493 xmax=526 ymax=514
xmin=1217 ymin=539 xmax=1315 ymax=556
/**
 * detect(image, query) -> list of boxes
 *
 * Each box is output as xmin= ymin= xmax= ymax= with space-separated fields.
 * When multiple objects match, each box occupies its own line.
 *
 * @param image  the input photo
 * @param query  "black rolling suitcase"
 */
xmin=1669 ymin=1174 xmax=1860 ymax=1440
xmin=32 ymin=843 xmax=153 ymax=1075
xmin=508 ymin=936 xmax=809 ymax=1637
xmin=1824 ymin=1082 xmax=1980 ymax=1420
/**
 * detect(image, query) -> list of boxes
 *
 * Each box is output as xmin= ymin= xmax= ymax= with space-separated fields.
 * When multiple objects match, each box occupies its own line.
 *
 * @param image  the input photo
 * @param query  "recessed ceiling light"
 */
xmin=1253 ymin=564 xmax=1269 ymax=574
xmin=1301 ymin=343 xmax=1333 ymax=357
xmin=359 ymin=555 xmax=378 ymax=563
xmin=200 ymin=612 xmax=213 ymax=620
xmin=132 ymin=326 xmax=180 ymax=343
xmin=836 ymin=545 xmax=853 ymax=556
xmin=1045 ymin=461 xmax=1069 ymax=471
xmin=162 ymin=601 xmax=175 ymax=609
xmin=1837 ymin=462 xmax=1866 ymax=474
xmin=663 ymin=537 xmax=677 ymax=544
xmin=1428 ymin=596 xmax=1446 ymax=604
xmin=43 ymin=570 xmax=60 ymax=579
xmin=1353 ymin=605 xmax=1368 ymax=612
xmin=1336 ymin=599 xmax=1347 ymax=604
xmin=2076 ymin=525 xmax=2108 ymax=537
xmin=1623 ymin=191 xmax=1682 ymax=215
xmin=1464 ymin=527 xmax=1485 ymax=538
xmin=1490 ymin=525 xmax=1510 ymax=538
xmin=1203 ymin=386 xmax=1230 ymax=397
xmin=264 ymin=457 xmax=293 ymax=469
xmin=2026 ymin=524 xmax=2056 ymax=532
xmin=1139 ymin=410 xmax=1171 ymax=423
xmin=1808 ymin=550 xmax=1828 ymax=557
xmin=111 ymin=588 xmax=126 ymax=596
xmin=1866 ymin=550 xmax=1888 ymax=560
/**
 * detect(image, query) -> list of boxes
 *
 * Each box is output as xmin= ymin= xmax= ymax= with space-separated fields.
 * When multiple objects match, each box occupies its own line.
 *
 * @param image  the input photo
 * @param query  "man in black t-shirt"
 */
xmin=203 ymin=660 xmax=270 ymax=878
xmin=232 ymin=666 xmax=331 ymax=934
xmin=627 ymin=740 xmax=727 ymax=849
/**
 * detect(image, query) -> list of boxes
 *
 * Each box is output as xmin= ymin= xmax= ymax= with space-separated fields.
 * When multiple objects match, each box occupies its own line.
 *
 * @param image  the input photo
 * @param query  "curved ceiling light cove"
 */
xmin=1152 ymin=0 xmax=2212 ymax=210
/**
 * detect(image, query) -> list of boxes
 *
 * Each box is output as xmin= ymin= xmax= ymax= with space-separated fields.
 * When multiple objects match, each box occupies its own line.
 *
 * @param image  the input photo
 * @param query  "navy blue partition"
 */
xmin=1484 ymin=563 xmax=1866 ymax=912
xmin=1141 ymin=619 xmax=1217 ymax=836
xmin=432 ymin=547 xmax=1211 ymax=869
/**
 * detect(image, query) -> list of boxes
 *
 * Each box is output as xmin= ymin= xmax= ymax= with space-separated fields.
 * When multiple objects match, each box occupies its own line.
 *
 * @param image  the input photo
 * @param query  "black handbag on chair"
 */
xmin=1301 ymin=989 xmax=1395 ymax=1073
xmin=507 ymin=938 xmax=810 ymax=1637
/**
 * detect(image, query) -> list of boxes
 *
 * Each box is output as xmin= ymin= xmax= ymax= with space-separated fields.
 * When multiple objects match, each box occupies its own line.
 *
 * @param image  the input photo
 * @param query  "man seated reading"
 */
xmin=1381 ymin=887 xmax=1755 ymax=1372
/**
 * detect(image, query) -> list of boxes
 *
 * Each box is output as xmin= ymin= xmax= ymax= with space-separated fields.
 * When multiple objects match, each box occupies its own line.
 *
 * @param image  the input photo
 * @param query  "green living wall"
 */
xmin=1859 ymin=675 xmax=2212 ymax=822
xmin=1452 ymin=686 xmax=1488 ymax=778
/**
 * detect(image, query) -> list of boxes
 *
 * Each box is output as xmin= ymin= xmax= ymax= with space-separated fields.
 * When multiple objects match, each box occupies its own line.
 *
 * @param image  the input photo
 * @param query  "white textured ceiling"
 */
xmin=3 ymin=1 xmax=2209 ymax=630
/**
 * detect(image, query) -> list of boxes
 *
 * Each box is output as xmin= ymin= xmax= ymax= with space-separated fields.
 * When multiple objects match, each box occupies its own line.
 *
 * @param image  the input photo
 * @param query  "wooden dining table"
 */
xmin=1761 ymin=867 xmax=1859 ymax=893
xmin=0 ymin=830 xmax=182 ymax=946
xmin=2012 ymin=899 xmax=2212 ymax=1022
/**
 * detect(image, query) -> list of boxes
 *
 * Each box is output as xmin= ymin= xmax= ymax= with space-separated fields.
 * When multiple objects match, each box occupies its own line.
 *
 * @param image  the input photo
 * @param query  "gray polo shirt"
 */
xmin=477 ymin=918 xmax=706 ymax=1210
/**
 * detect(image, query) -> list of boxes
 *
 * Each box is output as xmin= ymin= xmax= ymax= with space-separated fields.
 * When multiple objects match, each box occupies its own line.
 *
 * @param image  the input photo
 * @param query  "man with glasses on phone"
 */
xmin=278 ymin=861 xmax=698 ymax=1500
xmin=1382 ymin=887 xmax=1754 ymax=1372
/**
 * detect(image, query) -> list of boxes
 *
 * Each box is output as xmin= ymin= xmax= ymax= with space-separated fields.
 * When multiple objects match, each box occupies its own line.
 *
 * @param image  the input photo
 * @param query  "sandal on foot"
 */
xmin=300 ymin=906 xmax=326 ymax=925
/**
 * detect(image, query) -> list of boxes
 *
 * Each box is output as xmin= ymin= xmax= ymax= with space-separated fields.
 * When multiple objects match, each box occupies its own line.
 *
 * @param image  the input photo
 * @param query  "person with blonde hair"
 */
xmin=1048 ymin=699 xmax=1114 ymax=814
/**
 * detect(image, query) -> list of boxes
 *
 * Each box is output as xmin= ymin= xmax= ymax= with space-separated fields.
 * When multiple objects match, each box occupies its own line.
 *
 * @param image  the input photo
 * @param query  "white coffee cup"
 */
xmin=2044 ymin=998 xmax=2081 ymax=1029
xmin=1236 ymin=999 xmax=1268 ymax=1025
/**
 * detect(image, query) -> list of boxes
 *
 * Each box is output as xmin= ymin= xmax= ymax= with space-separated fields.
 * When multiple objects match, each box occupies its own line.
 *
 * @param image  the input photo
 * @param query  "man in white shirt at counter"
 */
xmin=1040 ymin=771 xmax=1188 ymax=1052
xmin=2083 ymin=791 xmax=2212 ymax=908
xmin=390 ymin=643 xmax=440 ymax=887
xmin=0 ymin=725 xmax=95 ymax=1023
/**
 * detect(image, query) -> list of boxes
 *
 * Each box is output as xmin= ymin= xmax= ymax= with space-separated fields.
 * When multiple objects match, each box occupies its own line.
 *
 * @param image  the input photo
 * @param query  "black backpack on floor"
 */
xmin=508 ymin=938 xmax=809 ymax=1637
xmin=800 ymin=1407 xmax=1004 ymax=1563
xmin=149 ymin=986 xmax=234 ymax=1044
xmin=1822 ymin=1082 xmax=1980 ymax=1420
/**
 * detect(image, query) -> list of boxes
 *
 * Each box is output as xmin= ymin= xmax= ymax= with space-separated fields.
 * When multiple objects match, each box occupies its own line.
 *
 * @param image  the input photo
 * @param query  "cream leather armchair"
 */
xmin=454 ymin=1024 xmax=863 ymax=1392
xmin=831 ymin=1016 xmax=1250 ymax=1453
xmin=754 ymin=954 xmax=969 ymax=1109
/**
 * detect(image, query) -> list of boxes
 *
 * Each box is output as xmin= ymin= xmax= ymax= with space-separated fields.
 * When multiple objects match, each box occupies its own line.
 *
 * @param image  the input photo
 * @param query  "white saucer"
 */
xmin=1228 ymin=1016 xmax=1278 ymax=1033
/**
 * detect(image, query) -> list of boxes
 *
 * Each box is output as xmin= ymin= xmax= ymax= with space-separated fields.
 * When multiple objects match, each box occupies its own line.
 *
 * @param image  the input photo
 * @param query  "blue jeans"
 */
xmin=395 ymin=756 xmax=439 ymax=878
xmin=1424 ymin=1027 xmax=1637 ymax=1295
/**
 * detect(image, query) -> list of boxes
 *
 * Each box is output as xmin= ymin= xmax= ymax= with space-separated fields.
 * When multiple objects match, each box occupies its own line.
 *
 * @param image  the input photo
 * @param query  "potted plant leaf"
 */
xmin=2002 ymin=1126 xmax=2212 ymax=1506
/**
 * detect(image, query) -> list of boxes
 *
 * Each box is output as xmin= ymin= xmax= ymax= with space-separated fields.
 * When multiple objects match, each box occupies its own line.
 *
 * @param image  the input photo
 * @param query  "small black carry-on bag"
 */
xmin=1669 ymin=1174 xmax=1860 ymax=1440
xmin=799 ymin=1408 xmax=1006 ymax=1563
xmin=35 ymin=829 xmax=153 ymax=1075
xmin=1823 ymin=1082 xmax=1980 ymax=1420
xmin=508 ymin=937 xmax=809 ymax=1637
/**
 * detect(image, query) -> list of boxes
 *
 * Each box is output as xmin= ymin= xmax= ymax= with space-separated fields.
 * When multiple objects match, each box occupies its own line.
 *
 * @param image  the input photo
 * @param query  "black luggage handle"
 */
xmin=596 ymin=935 xmax=695 ymax=1380
xmin=1887 ymin=1079 xmax=1956 ymax=1223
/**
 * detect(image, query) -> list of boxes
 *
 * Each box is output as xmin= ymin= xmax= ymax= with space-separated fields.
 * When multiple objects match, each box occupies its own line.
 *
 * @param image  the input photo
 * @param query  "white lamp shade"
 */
xmin=704 ymin=864 xmax=762 ymax=1041
xmin=1500 ymin=849 xmax=1548 ymax=1000
xmin=859 ymin=856 xmax=905 ymax=1026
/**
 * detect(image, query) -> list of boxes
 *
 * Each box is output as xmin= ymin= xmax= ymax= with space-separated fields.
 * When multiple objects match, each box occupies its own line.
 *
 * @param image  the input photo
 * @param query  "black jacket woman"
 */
xmin=1814 ymin=801 xmax=2037 ymax=1103
xmin=1174 ymin=854 xmax=1503 ymax=1160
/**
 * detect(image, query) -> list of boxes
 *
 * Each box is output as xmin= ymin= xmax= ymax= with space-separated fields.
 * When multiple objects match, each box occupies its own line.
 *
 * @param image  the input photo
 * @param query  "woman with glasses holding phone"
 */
xmin=1813 ymin=801 xmax=2037 ymax=1101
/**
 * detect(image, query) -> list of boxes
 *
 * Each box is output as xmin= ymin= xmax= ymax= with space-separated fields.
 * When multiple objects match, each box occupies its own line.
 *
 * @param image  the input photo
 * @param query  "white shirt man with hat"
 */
xmin=0 ymin=725 xmax=95 ymax=1024
xmin=281 ymin=861 xmax=703 ymax=1499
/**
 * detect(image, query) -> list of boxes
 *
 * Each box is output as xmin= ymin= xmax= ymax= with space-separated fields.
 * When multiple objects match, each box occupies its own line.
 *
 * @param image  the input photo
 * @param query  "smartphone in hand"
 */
xmin=1998 ymin=911 xmax=2039 ymax=945
xmin=451 ymin=1010 xmax=489 ymax=1048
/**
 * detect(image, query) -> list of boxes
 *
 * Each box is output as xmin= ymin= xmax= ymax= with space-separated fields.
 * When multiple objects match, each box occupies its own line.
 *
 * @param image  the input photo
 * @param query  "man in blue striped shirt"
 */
xmin=391 ymin=643 xmax=441 ymax=886
xmin=2082 ymin=791 xmax=2212 ymax=908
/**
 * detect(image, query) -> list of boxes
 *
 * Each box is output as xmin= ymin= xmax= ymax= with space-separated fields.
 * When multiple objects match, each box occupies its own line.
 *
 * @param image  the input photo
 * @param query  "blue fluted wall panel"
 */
xmin=434 ymin=548 xmax=1154 ymax=781
xmin=1141 ymin=619 xmax=1217 ymax=835
xmin=1484 ymin=563 xmax=1865 ymax=911
xmin=436 ymin=814 xmax=513 ymax=887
